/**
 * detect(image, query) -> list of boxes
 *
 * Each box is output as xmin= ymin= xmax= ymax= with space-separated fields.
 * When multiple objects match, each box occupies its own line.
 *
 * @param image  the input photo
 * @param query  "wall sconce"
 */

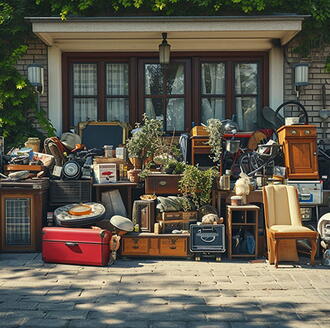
xmin=159 ymin=32 xmax=171 ymax=64
xmin=294 ymin=63 xmax=309 ymax=99
xmin=27 ymin=63 xmax=44 ymax=111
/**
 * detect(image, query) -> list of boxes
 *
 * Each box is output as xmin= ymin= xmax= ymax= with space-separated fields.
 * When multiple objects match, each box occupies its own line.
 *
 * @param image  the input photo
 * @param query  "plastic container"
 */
xmin=104 ymin=145 xmax=113 ymax=158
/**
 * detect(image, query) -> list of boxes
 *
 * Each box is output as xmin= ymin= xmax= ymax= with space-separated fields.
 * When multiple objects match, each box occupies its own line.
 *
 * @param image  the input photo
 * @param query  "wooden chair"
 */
xmin=262 ymin=185 xmax=318 ymax=268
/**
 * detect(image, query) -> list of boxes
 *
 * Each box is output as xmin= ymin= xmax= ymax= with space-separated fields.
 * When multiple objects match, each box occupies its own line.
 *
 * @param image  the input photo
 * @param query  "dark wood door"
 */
xmin=286 ymin=138 xmax=318 ymax=179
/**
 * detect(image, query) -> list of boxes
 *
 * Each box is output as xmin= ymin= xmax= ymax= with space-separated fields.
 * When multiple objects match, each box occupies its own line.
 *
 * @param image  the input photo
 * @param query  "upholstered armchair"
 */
xmin=262 ymin=185 xmax=318 ymax=268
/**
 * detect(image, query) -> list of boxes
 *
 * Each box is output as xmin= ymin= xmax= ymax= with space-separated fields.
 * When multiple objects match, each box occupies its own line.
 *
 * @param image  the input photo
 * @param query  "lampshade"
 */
xmin=294 ymin=63 xmax=309 ymax=87
xmin=27 ymin=63 xmax=44 ymax=93
xmin=159 ymin=32 xmax=171 ymax=64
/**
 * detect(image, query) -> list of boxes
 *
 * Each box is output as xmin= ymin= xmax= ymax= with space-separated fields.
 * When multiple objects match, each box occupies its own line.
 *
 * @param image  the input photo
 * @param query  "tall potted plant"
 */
xmin=205 ymin=118 xmax=225 ymax=170
xmin=126 ymin=114 xmax=163 ymax=169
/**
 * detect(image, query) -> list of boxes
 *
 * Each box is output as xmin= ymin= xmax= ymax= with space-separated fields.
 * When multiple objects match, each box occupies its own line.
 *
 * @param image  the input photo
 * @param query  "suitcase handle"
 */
xmin=65 ymin=242 xmax=78 ymax=247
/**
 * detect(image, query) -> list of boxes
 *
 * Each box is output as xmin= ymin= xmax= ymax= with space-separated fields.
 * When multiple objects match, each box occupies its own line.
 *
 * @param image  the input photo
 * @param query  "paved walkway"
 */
xmin=0 ymin=253 xmax=329 ymax=328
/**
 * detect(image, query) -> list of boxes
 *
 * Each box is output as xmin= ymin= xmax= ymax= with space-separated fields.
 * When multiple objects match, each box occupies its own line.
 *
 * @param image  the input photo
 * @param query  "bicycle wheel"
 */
xmin=238 ymin=151 xmax=268 ymax=176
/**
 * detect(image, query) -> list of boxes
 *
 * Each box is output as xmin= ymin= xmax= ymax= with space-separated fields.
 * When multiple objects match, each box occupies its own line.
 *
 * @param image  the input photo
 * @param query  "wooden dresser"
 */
xmin=277 ymin=125 xmax=319 ymax=180
xmin=120 ymin=233 xmax=190 ymax=257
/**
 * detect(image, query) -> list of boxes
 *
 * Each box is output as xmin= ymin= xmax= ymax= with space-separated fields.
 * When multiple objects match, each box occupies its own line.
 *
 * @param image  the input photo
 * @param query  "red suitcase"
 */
xmin=42 ymin=227 xmax=111 ymax=266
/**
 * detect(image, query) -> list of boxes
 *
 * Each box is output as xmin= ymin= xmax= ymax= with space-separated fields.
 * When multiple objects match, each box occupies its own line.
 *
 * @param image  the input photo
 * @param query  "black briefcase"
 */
xmin=190 ymin=224 xmax=226 ymax=253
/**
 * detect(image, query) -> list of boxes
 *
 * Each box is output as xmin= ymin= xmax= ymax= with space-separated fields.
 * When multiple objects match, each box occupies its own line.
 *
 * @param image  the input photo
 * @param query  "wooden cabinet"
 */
xmin=132 ymin=200 xmax=156 ymax=232
xmin=226 ymin=205 xmax=259 ymax=259
xmin=0 ymin=179 xmax=48 ymax=252
xmin=145 ymin=174 xmax=182 ymax=195
xmin=277 ymin=125 xmax=319 ymax=180
xmin=120 ymin=233 xmax=190 ymax=257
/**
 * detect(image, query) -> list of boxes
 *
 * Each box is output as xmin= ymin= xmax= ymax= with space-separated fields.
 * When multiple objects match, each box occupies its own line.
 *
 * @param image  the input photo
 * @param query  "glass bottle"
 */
xmin=219 ymin=169 xmax=231 ymax=191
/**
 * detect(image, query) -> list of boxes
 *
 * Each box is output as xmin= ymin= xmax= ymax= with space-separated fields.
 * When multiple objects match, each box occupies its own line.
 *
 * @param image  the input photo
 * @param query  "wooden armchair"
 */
xmin=262 ymin=185 xmax=318 ymax=268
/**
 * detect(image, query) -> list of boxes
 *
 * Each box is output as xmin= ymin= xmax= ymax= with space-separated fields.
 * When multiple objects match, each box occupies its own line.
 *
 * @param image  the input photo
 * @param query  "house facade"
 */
xmin=19 ymin=16 xmax=330 ymax=137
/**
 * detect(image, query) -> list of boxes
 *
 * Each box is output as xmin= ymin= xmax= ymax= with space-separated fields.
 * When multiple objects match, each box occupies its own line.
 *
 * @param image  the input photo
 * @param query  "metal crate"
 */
xmin=49 ymin=180 xmax=92 ymax=206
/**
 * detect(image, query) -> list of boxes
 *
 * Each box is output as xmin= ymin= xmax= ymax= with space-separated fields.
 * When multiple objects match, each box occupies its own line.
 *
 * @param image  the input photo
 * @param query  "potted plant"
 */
xmin=179 ymin=165 xmax=218 ymax=210
xmin=126 ymin=114 xmax=163 ymax=169
xmin=205 ymin=118 xmax=225 ymax=169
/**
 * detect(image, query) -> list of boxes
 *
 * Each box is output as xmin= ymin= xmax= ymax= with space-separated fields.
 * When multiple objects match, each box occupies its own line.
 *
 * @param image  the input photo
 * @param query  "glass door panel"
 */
xmin=106 ymin=63 xmax=129 ymax=122
xmin=234 ymin=63 xmax=258 ymax=131
xmin=72 ymin=63 xmax=98 ymax=126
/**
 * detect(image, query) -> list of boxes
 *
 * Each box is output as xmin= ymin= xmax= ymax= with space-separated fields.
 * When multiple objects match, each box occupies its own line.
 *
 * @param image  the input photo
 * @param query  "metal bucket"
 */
xmin=226 ymin=139 xmax=240 ymax=153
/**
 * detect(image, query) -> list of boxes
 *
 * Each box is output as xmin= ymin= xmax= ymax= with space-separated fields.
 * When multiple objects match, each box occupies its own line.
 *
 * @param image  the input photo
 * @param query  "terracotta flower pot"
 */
xmin=129 ymin=157 xmax=142 ymax=169
xmin=127 ymin=169 xmax=141 ymax=183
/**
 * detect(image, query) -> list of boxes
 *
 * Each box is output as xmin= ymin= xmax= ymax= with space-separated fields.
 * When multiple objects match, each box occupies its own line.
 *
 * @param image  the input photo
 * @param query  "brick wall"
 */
xmin=284 ymin=39 xmax=330 ymax=139
xmin=15 ymin=37 xmax=48 ymax=114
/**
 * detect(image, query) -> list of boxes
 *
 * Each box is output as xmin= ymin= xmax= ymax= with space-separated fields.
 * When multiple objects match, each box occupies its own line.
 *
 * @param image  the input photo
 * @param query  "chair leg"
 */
xmin=310 ymin=238 xmax=317 ymax=266
xmin=274 ymin=238 xmax=279 ymax=268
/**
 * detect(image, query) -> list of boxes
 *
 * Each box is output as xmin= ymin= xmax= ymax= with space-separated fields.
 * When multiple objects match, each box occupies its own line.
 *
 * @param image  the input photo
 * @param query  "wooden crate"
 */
xmin=191 ymin=126 xmax=209 ymax=136
xmin=161 ymin=211 xmax=197 ymax=221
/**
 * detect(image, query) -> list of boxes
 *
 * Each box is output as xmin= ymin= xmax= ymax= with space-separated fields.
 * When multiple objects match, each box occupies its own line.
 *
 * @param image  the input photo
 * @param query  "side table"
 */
xmin=226 ymin=205 xmax=259 ymax=259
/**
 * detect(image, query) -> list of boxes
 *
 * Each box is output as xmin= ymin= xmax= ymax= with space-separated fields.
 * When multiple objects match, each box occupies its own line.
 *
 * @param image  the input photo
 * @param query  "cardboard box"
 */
xmin=93 ymin=163 xmax=117 ymax=183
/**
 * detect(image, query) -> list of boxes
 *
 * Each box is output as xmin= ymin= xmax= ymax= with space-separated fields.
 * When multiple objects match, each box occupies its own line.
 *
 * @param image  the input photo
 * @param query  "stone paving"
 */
xmin=0 ymin=253 xmax=330 ymax=328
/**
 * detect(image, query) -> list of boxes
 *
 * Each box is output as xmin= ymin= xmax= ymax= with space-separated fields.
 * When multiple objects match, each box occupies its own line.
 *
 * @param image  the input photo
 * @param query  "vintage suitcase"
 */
xmin=145 ymin=174 xmax=182 ymax=195
xmin=190 ymin=224 xmax=226 ymax=253
xmin=42 ymin=227 xmax=111 ymax=266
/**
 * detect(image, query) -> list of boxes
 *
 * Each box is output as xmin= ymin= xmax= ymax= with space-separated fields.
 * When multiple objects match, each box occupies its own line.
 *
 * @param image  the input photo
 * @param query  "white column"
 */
xmin=269 ymin=46 xmax=284 ymax=110
xmin=47 ymin=45 xmax=62 ymax=136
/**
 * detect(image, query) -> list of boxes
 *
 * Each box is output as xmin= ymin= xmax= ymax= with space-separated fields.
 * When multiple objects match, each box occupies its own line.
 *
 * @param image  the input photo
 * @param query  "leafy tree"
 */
xmin=0 ymin=0 xmax=329 ymax=149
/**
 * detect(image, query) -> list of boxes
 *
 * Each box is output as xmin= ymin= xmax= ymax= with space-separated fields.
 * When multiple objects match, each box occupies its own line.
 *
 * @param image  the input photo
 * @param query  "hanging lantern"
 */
xmin=159 ymin=32 xmax=171 ymax=64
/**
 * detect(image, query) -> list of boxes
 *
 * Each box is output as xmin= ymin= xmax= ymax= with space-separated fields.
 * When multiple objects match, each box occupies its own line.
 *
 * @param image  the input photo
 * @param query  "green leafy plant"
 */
xmin=206 ymin=118 xmax=224 ymax=167
xmin=179 ymin=165 xmax=218 ymax=210
xmin=126 ymin=113 xmax=163 ymax=159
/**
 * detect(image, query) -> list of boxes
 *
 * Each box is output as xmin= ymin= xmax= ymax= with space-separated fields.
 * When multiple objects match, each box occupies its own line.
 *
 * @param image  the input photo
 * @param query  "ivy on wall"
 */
xmin=0 ymin=0 xmax=329 ymax=149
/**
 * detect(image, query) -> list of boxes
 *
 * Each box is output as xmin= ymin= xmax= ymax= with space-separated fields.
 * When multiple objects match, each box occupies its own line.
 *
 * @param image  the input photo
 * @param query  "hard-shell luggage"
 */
xmin=42 ymin=227 xmax=111 ymax=266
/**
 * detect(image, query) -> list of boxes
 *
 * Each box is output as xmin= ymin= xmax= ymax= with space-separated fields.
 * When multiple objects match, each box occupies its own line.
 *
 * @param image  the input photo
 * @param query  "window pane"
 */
xmin=201 ymin=98 xmax=225 ymax=124
xmin=235 ymin=63 xmax=257 ymax=95
xmin=145 ymin=64 xmax=163 ymax=95
xmin=106 ymin=63 xmax=128 ymax=96
xmin=166 ymin=64 xmax=184 ymax=95
xmin=236 ymin=97 xmax=257 ymax=131
xmin=106 ymin=98 xmax=129 ymax=122
xmin=167 ymin=98 xmax=184 ymax=131
xmin=201 ymin=63 xmax=225 ymax=95
xmin=73 ymin=98 xmax=97 ymax=126
xmin=145 ymin=98 xmax=164 ymax=121
xmin=73 ymin=64 xmax=97 ymax=96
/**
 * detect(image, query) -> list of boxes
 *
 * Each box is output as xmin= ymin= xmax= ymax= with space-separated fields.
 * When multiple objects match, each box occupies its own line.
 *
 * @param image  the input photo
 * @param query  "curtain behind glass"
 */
xmin=201 ymin=63 xmax=225 ymax=123
xmin=73 ymin=64 xmax=97 ymax=126
xmin=106 ymin=63 xmax=129 ymax=122
xmin=144 ymin=63 xmax=185 ymax=131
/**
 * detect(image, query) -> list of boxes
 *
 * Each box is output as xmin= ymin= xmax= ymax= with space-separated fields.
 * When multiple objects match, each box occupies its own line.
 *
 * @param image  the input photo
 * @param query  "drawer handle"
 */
xmin=304 ymin=130 xmax=311 ymax=135
xmin=169 ymin=246 xmax=177 ymax=249
xmin=159 ymin=180 xmax=167 ymax=186
xmin=291 ymin=130 xmax=297 ymax=135
xmin=133 ymin=245 xmax=139 ymax=249
xmin=65 ymin=242 xmax=78 ymax=247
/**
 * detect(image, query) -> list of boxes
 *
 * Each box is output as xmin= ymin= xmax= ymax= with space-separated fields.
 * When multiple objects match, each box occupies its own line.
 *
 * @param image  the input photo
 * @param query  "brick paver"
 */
xmin=0 ymin=253 xmax=329 ymax=328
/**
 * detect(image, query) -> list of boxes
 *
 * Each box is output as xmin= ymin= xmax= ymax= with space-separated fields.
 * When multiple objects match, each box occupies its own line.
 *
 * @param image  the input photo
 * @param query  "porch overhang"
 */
xmin=26 ymin=15 xmax=308 ymax=52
